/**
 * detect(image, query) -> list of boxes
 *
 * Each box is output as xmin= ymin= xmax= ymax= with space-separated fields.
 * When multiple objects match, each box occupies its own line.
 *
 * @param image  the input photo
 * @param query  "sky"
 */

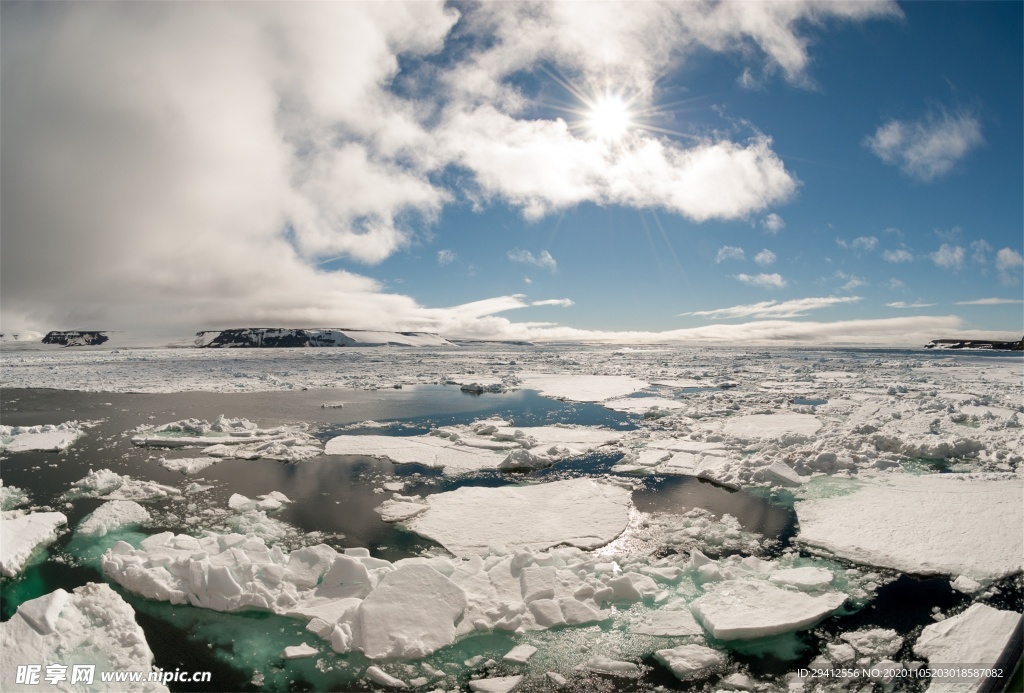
xmin=2 ymin=1 xmax=1022 ymax=345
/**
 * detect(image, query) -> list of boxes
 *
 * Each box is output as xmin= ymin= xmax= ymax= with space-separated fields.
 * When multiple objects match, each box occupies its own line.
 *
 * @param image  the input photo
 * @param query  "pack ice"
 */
xmin=0 ymin=583 xmax=168 ymax=692
xmin=132 ymin=416 xmax=321 ymax=462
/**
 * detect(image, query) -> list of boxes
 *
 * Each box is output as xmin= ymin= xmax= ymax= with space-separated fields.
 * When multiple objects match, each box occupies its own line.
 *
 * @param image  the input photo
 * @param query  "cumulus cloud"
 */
xmin=716 ymin=246 xmax=746 ymax=263
xmin=736 ymin=273 xmax=787 ymax=289
xmin=437 ymin=249 xmax=457 ymax=265
xmin=865 ymin=110 xmax=983 ymax=181
xmin=930 ymin=244 xmax=966 ymax=271
xmin=0 ymin=0 xmax=902 ymax=338
xmin=883 ymin=248 xmax=914 ymax=263
xmin=995 ymin=247 xmax=1024 ymax=285
xmin=754 ymin=249 xmax=777 ymax=266
xmin=970 ymin=239 xmax=993 ymax=266
xmin=507 ymin=249 xmax=558 ymax=272
xmin=954 ymin=297 xmax=1024 ymax=306
xmin=680 ymin=296 xmax=860 ymax=319
xmin=761 ymin=213 xmax=786 ymax=234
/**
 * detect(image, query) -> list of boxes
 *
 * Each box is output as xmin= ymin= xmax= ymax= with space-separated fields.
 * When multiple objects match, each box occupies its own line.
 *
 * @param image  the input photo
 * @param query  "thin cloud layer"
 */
xmin=508 ymin=250 xmax=558 ymax=272
xmin=930 ymin=244 xmax=966 ymax=271
xmin=680 ymin=296 xmax=860 ymax=319
xmin=865 ymin=110 xmax=983 ymax=182
xmin=736 ymin=273 xmax=787 ymax=289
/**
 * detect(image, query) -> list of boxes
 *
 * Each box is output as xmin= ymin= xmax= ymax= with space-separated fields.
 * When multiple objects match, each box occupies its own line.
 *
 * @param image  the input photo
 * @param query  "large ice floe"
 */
xmin=0 ymin=583 xmax=169 ymax=692
xmin=65 ymin=468 xmax=179 ymax=502
xmin=379 ymin=478 xmax=632 ymax=556
xmin=0 ymin=422 xmax=85 ymax=452
xmin=795 ymin=473 xmax=1023 ymax=581
xmin=326 ymin=418 xmax=623 ymax=475
xmin=0 ymin=510 xmax=67 ymax=577
xmin=132 ymin=416 xmax=322 ymax=462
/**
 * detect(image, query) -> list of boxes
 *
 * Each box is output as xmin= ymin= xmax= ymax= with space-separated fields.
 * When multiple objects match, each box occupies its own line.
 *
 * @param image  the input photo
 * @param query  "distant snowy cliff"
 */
xmin=194 ymin=328 xmax=454 ymax=348
xmin=40 ymin=331 xmax=110 ymax=347
xmin=925 ymin=337 xmax=1023 ymax=351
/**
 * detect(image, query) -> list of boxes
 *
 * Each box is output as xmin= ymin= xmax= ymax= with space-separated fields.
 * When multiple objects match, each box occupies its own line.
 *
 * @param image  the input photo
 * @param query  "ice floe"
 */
xmin=158 ymin=456 xmax=219 ymax=475
xmin=0 ymin=511 xmax=67 ymax=577
xmin=691 ymin=579 xmax=846 ymax=640
xmin=654 ymin=644 xmax=727 ymax=681
xmin=327 ymin=420 xmax=623 ymax=475
xmin=0 ymin=421 xmax=85 ymax=452
xmin=0 ymin=583 xmax=168 ymax=692
xmin=77 ymin=500 xmax=151 ymax=537
xmin=914 ymin=603 xmax=1022 ymax=693
xmin=795 ymin=473 xmax=1023 ymax=580
xmin=516 ymin=374 xmax=647 ymax=402
xmin=132 ymin=416 xmax=322 ymax=462
xmin=66 ymin=468 xmax=180 ymax=502
xmin=394 ymin=478 xmax=632 ymax=556
xmin=0 ymin=480 xmax=29 ymax=510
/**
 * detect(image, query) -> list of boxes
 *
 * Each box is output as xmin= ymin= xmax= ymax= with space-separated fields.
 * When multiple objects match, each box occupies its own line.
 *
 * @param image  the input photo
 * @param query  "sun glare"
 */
xmin=587 ymin=95 xmax=632 ymax=141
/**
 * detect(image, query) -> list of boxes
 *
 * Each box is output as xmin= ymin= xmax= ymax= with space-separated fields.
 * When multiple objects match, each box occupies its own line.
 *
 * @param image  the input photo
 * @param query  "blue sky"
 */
xmin=2 ymin=1 xmax=1021 ymax=343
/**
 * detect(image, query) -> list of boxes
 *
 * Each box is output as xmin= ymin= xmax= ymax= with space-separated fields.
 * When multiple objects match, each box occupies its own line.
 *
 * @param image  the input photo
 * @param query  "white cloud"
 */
xmin=761 ymin=213 xmax=785 ymax=234
xmin=930 ymin=244 xmax=966 ymax=271
xmin=680 ymin=296 xmax=860 ymax=319
xmin=507 ymin=249 xmax=557 ymax=272
xmin=0 ymin=0 xmax=905 ymax=338
xmin=887 ymin=301 xmax=935 ymax=309
xmin=970 ymin=239 xmax=993 ymax=266
xmin=954 ymin=297 xmax=1024 ymax=306
xmin=716 ymin=246 xmax=746 ymax=263
xmin=851 ymin=236 xmax=879 ymax=252
xmin=736 ymin=273 xmax=787 ymax=289
xmin=754 ymin=249 xmax=777 ymax=266
xmin=531 ymin=298 xmax=575 ymax=308
xmin=995 ymin=247 xmax=1024 ymax=285
xmin=834 ymin=272 xmax=867 ymax=291
xmin=883 ymin=248 xmax=913 ymax=263
xmin=887 ymin=278 xmax=907 ymax=291
xmin=437 ymin=249 xmax=457 ymax=265
xmin=865 ymin=110 xmax=983 ymax=182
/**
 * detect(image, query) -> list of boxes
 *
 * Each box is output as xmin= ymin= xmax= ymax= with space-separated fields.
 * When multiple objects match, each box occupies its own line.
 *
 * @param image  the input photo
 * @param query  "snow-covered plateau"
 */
xmin=1 ymin=343 xmax=1021 ymax=692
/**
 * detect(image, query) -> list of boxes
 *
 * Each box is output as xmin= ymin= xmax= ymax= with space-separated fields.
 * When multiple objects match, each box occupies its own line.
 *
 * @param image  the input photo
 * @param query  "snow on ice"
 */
xmin=796 ymin=473 xmax=1023 ymax=581
xmin=914 ymin=604 xmax=1022 ymax=693
xmin=76 ymin=500 xmax=151 ymax=537
xmin=691 ymin=579 xmax=846 ymax=640
xmin=0 ymin=511 xmax=67 ymax=577
xmin=395 ymin=478 xmax=632 ymax=556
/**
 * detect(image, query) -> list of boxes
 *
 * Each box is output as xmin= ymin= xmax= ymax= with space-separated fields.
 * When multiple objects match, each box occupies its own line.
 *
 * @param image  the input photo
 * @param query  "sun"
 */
xmin=586 ymin=95 xmax=633 ymax=141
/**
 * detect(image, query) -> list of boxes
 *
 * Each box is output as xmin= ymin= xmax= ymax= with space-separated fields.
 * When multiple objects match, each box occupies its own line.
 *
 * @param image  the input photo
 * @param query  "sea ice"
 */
xmin=77 ymin=500 xmax=151 ymax=537
xmin=795 ymin=474 xmax=1024 ymax=580
xmin=0 ymin=480 xmax=29 ymax=510
xmin=914 ymin=603 xmax=1022 ymax=693
xmin=66 ymin=468 xmax=180 ymax=502
xmin=0 ymin=421 xmax=85 ymax=452
xmin=401 ymin=478 xmax=632 ymax=556
xmin=516 ymin=374 xmax=647 ymax=402
xmin=132 ymin=416 xmax=322 ymax=461
xmin=281 ymin=642 xmax=319 ymax=659
xmin=631 ymin=609 xmax=704 ymax=637
xmin=0 ymin=511 xmax=67 ymax=577
xmin=718 ymin=413 xmax=822 ymax=443
xmin=690 ymin=580 xmax=846 ymax=640
xmin=325 ymin=434 xmax=503 ymax=474
xmin=503 ymin=644 xmax=538 ymax=664
xmin=468 ymin=676 xmax=522 ymax=693
xmin=0 ymin=583 xmax=168 ymax=692
xmin=159 ymin=456 xmax=219 ymax=475
xmin=653 ymin=644 xmax=726 ymax=681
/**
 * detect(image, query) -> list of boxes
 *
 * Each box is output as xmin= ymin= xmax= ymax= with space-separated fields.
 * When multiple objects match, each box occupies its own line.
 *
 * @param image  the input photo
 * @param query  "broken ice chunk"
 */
xmin=356 ymin=564 xmax=467 ymax=660
xmin=768 ymin=567 xmax=834 ymax=592
xmin=281 ymin=642 xmax=318 ymax=659
xmin=76 ymin=500 xmax=150 ymax=538
xmin=503 ymin=644 xmax=538 ymax=664
xmin=365 ymin=665 xmax=409 ymax=688
xmin=653 ymin=644 xmax=726 ymax=681
xmin=586 ymin=656 xmax=640 ymax=677
xmin=691 ymin=580 xmax=846 ymax=640
xmin=914 ymin=603 xmax=1022 ymax=693
xmin=632 ymin=609 xmax=703 ymax=637
xmin=468 ymin=675 xmax=523 ymax=693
